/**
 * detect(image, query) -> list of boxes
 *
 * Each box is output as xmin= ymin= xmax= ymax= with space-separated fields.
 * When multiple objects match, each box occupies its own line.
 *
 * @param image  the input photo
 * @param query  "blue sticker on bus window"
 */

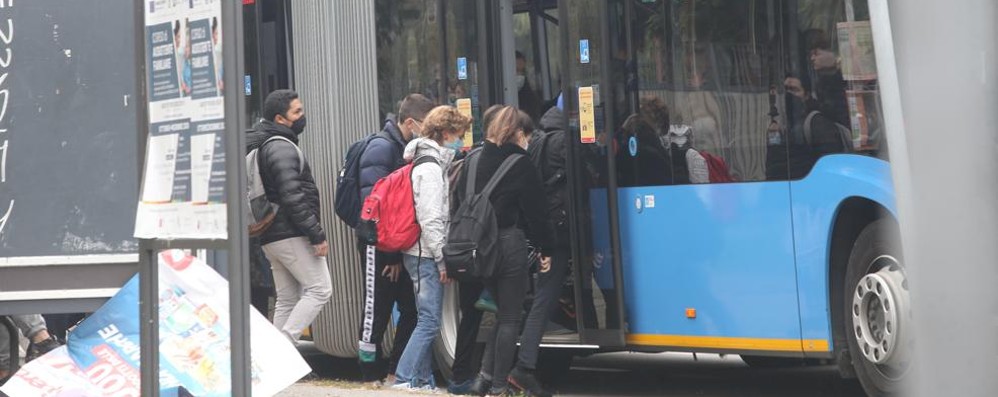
xmin=580 ymin=40 xmax=590 ymax=64
xmin=628 ymin=136 xmax=638 ymax=157
xmin=244 ymin=75 xmax=252 ymax=96
xmin=457 ymin=57 xmax=468 ymax=80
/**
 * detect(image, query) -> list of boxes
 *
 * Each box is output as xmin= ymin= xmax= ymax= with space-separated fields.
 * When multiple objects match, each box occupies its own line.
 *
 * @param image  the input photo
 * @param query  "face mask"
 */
xmin=516 ymin=75 xmax=526 ymax=90
xmin=290 ymin=116 xmax=307 ymax=134
xmin=446 ymin=138 xmax=465 ymax=151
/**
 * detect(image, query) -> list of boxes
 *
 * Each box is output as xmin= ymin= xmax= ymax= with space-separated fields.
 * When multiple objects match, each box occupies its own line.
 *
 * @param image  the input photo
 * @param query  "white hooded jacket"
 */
xmin=402 ymin=137 xmax=455 ymax=271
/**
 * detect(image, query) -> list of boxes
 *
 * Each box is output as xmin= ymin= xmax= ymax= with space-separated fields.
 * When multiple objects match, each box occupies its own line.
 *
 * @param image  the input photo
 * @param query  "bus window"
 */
xmin=375 ymin=0 xmax=444 ymax=120
xmin=620 ymin=0 xmax=789 ymax=187
xmin=786 ymin=0 xmax=888 ymax=179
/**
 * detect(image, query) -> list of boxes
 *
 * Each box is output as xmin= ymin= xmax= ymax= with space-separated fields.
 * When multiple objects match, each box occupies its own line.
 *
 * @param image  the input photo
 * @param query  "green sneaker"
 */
xmin=474 ymin=296 xmax=497 ymax=313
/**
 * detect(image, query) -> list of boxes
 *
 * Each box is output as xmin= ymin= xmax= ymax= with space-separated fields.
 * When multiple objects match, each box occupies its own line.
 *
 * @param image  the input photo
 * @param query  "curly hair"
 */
xmin=421 ymin=105 xmax=472 ymax=142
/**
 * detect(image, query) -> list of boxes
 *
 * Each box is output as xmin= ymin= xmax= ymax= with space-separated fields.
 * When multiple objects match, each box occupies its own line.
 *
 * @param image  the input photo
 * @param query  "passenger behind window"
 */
xmin=783 ymin=28 xmax=854 ymax=179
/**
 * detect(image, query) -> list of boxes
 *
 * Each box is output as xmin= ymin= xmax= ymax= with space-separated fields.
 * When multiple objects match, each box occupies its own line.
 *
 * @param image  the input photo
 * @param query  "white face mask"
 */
xmin=516 ymin=75 xmax=526 ymax=90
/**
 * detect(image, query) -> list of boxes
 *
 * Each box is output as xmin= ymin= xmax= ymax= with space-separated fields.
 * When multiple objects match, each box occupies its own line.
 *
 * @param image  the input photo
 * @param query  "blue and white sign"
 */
xmin=244 ymin=75 xmax=252 ymax=96
xmin=580 ymin=39 xmax=590 ymax=64
xmin=628 ymin=136 xmax=638 ymax=157
xmin=457 ymin=57 xmax=468 ymax=80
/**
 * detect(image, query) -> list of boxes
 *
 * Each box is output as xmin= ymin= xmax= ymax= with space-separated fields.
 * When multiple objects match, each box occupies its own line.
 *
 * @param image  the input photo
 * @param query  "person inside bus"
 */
xmin=516 ymin=51 xmax=543 ymax=123
xmin=452 ymin=106 xmax=554 ymax=396
xmin=783 ymin=29 xmax=852 ymax=178
xmin=784 ymin=29 xmax=849 ymax=128
xmin=391 ymin=106 xmax=471 ymax=392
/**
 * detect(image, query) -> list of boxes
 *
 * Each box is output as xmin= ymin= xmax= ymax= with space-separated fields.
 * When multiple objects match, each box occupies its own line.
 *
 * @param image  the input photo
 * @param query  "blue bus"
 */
xmin=285 ymin=1 xmax=907 ymax=396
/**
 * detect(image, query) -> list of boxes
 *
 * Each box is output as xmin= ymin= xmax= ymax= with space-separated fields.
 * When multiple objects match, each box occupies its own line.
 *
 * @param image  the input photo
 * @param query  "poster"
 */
xmin=456 ymin=98 xmax=474 ymax=149
xmin=135 ymin=0 xmax=228 ymax=239
xmin=0 ymin=250 xmax=311 ymax=397
xmin=579 ymin=87 xmax=596 ymax=144
xmin=837 ymin=21 xmax=878 ymax=81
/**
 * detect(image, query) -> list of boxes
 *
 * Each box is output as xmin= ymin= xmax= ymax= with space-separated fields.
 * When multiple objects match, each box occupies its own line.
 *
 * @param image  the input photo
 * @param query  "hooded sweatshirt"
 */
xmin=402 ymin=137 xmax=456 ymax=271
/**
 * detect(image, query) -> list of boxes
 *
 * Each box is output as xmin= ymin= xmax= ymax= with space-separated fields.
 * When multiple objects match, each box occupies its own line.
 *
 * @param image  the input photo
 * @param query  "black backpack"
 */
xmin=443 ymin=153 xmax=523 ymax=281
xmin=527 ymin=129 xmax=569 ymax=230
xmin=334 ymin=131 xmax=391 ymax=228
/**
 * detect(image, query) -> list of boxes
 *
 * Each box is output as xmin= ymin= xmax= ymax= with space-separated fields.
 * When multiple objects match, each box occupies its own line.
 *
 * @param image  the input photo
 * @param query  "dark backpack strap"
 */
xmin=413 ymin=155 xmax=440 ymax=167
xmin=480 ymin=154 xmax=524 ymax=198
xmin=464 ymin=150 xmax=483 ymax=202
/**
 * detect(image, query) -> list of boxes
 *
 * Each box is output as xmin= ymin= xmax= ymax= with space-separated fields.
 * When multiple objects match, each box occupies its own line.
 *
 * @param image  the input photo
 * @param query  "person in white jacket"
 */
xmin=392 ymin=105 xmax=471 ymax=391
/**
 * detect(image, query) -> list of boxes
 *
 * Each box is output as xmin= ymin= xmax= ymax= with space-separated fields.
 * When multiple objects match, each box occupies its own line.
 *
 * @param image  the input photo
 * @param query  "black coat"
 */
xmin=246 ymin=120 xmax=326 ymax=245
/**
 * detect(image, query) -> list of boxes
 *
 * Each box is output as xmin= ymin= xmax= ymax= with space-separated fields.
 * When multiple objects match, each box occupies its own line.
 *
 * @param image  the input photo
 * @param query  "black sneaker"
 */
xmin=469 ymin=376 xmax=493 ymax=397
xmin=508 ymin=367 xmax=552 ymax=397
xmin=26 ymin=336 xmax=61 ymax=362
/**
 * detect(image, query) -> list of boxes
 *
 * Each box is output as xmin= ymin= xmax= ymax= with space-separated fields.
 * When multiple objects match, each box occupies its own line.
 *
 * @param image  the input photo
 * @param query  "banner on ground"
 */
xmin=1 ymin=250 xmax=310 ymax=397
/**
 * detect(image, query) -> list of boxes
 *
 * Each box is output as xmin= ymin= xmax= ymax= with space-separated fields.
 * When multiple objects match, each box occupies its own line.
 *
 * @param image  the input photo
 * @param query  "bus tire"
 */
xmin=843 ymin=218 xmax=910 ymax=397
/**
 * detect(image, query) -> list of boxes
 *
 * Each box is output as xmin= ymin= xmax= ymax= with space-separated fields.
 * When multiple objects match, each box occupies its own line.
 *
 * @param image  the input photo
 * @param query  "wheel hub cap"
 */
xmin=852 ymin=257 xmax=909 ymax=367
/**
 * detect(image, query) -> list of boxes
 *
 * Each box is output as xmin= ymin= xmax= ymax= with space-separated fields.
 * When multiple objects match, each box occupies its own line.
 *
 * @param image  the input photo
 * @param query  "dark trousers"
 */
xmin=479 ymin=228 xmax=530 ymax=390
xmin=357 ymin=244 xmax=418 ymax=382
xmin=516 ymin=249 xmax=570 ymax=370
xmin=450 ymin=278 xmax=485 ymax=383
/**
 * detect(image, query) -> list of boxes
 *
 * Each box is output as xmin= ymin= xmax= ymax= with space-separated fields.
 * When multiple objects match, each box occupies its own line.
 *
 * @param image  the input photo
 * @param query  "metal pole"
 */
xmin=222 ymin=0 xmax=251 ymax=395
xmin=498 ymin=0 xmax=517 ymax=106
xmin=138 ymin=247 xmax=160 ymax=397
xmin=136 ymin=0 xmax=159 ymax=394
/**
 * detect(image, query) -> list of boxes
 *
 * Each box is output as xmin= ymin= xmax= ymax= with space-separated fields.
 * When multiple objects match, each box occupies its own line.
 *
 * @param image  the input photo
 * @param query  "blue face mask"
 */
xmin=446 ymin=138 xmax=464 ymax=151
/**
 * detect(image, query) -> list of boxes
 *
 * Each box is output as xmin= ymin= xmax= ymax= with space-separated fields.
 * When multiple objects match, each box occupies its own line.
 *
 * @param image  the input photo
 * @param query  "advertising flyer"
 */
xmin=579 ymin=87 xmax=596 ymax=144
xmin=456 ymin=98 xmax=474 ymax=149
xmin=837 ymin=21 xmax=878 ymax=81
xmin=135 ymin=0 xmax=228 ymax=239
xmin=0 ymin=250 xmax=311 ymax=397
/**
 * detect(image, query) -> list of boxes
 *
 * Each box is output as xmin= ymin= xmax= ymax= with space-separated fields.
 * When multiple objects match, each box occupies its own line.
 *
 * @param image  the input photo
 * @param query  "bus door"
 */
xmin=560 ymin=0 xmax=808 ymax=355
xmin=552 ymin=0 xmax=630 ymax=348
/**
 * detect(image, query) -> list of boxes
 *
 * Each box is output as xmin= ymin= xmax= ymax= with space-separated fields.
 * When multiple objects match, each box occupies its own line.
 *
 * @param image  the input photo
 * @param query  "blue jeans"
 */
xmin=395 ymin=255 xmax=444 ymax=387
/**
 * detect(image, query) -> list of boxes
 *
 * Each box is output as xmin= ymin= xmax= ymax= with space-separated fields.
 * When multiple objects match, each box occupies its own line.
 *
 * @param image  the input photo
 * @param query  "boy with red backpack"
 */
xmin=348 ymin=94 xmax=435 ymax=384
xmin=358 ymin=106 xmax=471 ymax=391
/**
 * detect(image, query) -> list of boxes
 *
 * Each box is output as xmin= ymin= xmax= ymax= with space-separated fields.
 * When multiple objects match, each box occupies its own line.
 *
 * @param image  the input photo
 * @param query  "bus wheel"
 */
xmin=844 ymin=219 xmax=911 ymax=397
xmin=433 ymin=282 xmax=463 ymax=381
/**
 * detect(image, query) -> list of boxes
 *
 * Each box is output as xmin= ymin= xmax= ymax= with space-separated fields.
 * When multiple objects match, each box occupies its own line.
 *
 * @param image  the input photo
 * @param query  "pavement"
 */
xmin=276 ymin=348 xmax=867 ymax=397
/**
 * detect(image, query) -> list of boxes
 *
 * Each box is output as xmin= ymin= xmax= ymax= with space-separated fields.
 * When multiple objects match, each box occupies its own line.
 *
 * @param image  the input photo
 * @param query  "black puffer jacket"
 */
xmin=246 ymin=120 xmax=326 ymax=246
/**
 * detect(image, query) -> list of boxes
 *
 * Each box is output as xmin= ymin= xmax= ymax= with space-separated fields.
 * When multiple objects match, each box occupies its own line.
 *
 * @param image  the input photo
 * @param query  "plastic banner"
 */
xmin=1 ymin=250 xmax=310 ymax=397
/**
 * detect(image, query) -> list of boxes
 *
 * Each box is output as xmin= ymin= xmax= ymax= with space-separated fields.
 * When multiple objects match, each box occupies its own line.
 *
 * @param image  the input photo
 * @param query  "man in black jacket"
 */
xmin=355 ymin=94 xmax=435 ymax=383
xmin=246 ymin=89 xmax=331 ymax=345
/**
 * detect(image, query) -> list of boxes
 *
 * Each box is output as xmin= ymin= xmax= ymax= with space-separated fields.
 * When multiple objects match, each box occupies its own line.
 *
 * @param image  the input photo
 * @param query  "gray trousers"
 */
xmin=0 ymin=314 xmax=46 ymax=367
xmin=261 ymin=236 xmax=333 ymax=344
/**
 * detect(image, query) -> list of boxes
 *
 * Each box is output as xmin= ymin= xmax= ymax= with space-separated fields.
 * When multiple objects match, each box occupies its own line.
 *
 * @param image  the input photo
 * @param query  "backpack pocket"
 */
xmin=443 ymin=241 xmax=484 ymax=281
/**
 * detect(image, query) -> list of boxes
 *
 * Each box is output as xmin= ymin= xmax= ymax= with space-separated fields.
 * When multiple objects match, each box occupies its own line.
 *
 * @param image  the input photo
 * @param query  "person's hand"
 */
xmin=539 ymin=256 xmax=552 ymax=273
xmin=383 ymin=264 xmax=402 ymax=282
xmin=784 ymin=77 xmax=806 ymax=99
xmin=440 ymin=270 xmax=451 ymax=284
xmin=312 ymin=241 xmax=329 ymax=257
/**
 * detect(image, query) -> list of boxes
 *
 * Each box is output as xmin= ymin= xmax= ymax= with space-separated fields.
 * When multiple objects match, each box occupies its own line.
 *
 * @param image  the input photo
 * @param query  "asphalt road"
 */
xmin=278 ymin=351 xmax=867 ymax=397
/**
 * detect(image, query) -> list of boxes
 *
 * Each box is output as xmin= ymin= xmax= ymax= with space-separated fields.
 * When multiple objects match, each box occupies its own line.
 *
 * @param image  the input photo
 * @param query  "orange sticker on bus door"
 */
xmin=579 ymin=87 xmax=596 ymax=144
xmin=456 ymin=98 xmax=474 ymax=149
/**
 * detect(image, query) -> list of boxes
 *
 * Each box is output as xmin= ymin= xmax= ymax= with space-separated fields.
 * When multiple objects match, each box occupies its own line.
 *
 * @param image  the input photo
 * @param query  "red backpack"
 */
xmin=699 ymin=151 xmax=735 ymax=183
xmin=355 ymin=156 xmax=439 ymax=252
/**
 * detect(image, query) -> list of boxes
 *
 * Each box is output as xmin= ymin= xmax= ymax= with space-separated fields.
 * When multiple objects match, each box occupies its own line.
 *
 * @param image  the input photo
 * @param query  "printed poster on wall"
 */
xmin=135 ymin=0 xmax=228 ymax=239
xmin=0 ymin=250 xmax=311 ymax=397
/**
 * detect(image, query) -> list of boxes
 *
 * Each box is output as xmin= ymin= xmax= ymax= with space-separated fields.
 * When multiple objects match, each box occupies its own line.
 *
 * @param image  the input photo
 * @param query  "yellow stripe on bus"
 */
xmin=627 ymin=334 xmax=831 ymax=352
